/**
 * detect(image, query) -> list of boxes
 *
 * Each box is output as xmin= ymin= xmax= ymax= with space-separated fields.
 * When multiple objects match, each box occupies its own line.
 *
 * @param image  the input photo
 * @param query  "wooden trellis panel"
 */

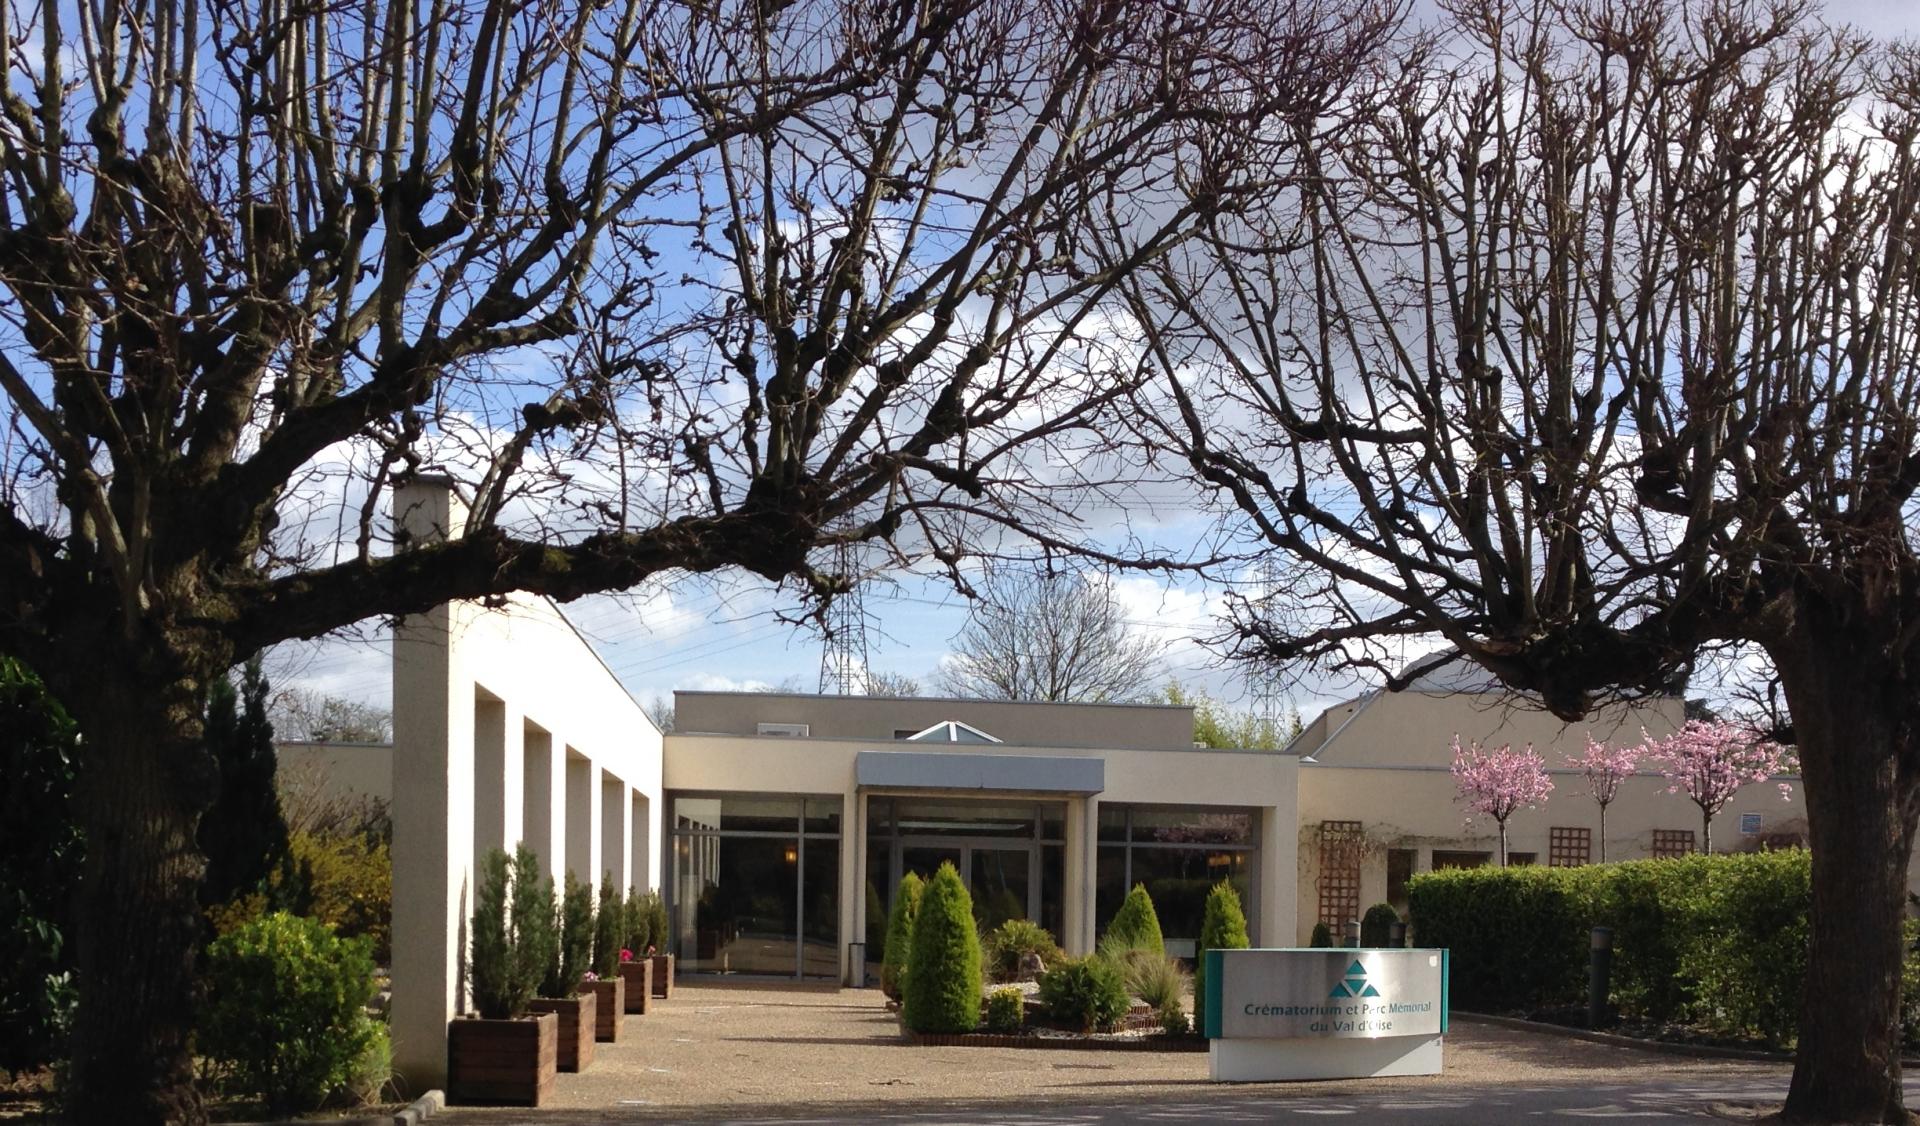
xmin=1548 ymin=826 xmax=1592 ymax=867
xmin=1317 ymin=820 xmax=1365 ymax=929
xmin=1651 ymin=829 xmax=1696 ymax=859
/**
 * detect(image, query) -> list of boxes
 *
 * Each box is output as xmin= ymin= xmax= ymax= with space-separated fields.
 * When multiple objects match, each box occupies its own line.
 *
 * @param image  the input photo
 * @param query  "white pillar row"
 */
xmin=471 ymin=692 xmax=525 ymax=876
xmin=390 ymin=480 xmax=474 ymax=1091
xmin=520 ymin=721 xmax=564 ymax=885
xmin=565 ymin=749 xmax=600 ymax=890
xmin=600 ymin=772 xmax=630 ymax=891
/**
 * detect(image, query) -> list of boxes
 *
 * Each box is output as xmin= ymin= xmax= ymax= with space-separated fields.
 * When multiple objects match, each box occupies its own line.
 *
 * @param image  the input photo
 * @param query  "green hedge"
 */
xmin=1406 ymin=850 xmax=1814 ymax=1045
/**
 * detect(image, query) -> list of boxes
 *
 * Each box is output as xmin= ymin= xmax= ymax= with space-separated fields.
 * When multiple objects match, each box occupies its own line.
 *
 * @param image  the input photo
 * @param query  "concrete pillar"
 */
xmin=390 ymin=478 xmax=472 ymax=1091
xmin=472 ymin=693 xmax=524 ymax=875
xmin=600 ymin=772 xmax=630 ymax=891
xmin=520 ymin=721 xmax=564 ymax=884
xmin=837 ymin=791 xmax=857 ymax=983
xmin=565 ymin=749 xmax=600 ymax=889
xmin=629 ymin=792 xmax=651 ymax=893
xmin=1260 ymin=805 xmax=1292 ymax=948
xmin=1064 ymin=796 xmax=1092 ymax=956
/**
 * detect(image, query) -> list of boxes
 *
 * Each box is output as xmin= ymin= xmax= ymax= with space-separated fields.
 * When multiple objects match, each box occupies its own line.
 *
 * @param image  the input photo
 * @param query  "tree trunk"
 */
xmin=65 ymin=666 xmax=219 ymax=1126
xmin=1701 ymin=806 xmax=1712 ymax=856
xmin=1775 ymin=632 xmax=1920 ymax=1124
xmin=1497 ymin=819 xmax=1509 ymax=867
xmin=1598 ymin=804 xmax=1607 ymax=863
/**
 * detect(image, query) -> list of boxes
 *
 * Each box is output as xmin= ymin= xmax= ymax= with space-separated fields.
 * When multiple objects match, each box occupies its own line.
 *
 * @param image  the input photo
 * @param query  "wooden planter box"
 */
xmin=447 ymin=1012 xmax=557 ymax=1106
xmin=651 ymin=953 xmax=675 ymax=998
xmin=583 ymin=976 xmax=624 ymax=1041
xmin=528 ymin=992 xmax=596 ymax=1072
xmin=618 ymin=959 xmax=653 ymax=1014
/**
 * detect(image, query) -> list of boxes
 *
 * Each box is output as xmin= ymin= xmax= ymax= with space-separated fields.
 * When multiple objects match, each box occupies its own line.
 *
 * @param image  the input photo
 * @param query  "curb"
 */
xmin=1457 ymin=1012 xmax=1920 ymax=1067
xmin=392 ymin=1089 xmax=445 ymax=1126
xmin=902 ymin=1030 xmax=1208 ymax=1052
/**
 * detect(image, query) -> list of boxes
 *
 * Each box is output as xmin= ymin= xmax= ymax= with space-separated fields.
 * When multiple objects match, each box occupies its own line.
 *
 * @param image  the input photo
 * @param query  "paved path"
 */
xmin=433 ymin=984 xmax=1898 ymax=1124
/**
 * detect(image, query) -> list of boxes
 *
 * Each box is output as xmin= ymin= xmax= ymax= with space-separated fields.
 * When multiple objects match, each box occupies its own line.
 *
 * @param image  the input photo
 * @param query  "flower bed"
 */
xmin=901 ymin=1028 xmax=1207 ymax=1051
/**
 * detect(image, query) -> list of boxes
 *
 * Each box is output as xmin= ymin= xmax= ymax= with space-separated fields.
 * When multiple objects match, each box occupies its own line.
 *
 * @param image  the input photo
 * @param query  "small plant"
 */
xmin=901 ymin=862 xmax=982 ymax=1034
xmin=1360 ymin=903 xmax=1401 ymax=947
xmin=983 ymin=917 xmax=1062 ymax=982
xmin=592 ymin=875 xmax=622 ymax=978
xmin=1104 ymin=884 xmax=1165 ymax=956
xmin=542 ymin=872 xmax=594 ymax=998
xmin=199 ymin=912 xmax=381 ymax=1115
xmin=985 ymin=986 xmax=1025 ymax=1033
xmin=1038 ymin=955 xmax=1130 ymax=1033
xmin=342 ymin=1024 xmax=394 ymax=1107
xmin=645 ymin=891 xmax=669 ymax=954
xmin=1193 ymin=882 xmax=1250 ymax=1035
xmin=881 ymin=872 xmax=925 ymax=1001
xmin=1107 ymin=948 xmax=1187 ymax=1011
xmin=1309 ymin=921 xmax=1333 ymax=948
xmin=1158 ymin=999 xmax=1189 ymax=1036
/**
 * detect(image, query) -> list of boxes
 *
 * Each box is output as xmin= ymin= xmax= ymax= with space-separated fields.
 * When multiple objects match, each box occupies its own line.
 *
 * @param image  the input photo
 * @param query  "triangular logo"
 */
xmin=1330 ymin=957 xmax=1384 ymax=1001
xmin=1329 ymin=981 xmax=1353 ymax=998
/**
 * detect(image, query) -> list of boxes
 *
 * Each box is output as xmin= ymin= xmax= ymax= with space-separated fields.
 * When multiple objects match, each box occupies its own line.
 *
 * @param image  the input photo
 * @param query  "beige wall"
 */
xmin=276 ymin=740 xmax=392 ymax=807
xmin=674 ymin=691 xmax=1198 ymax=751
xmin=663 ymin=733 xmax=1297 ymax=962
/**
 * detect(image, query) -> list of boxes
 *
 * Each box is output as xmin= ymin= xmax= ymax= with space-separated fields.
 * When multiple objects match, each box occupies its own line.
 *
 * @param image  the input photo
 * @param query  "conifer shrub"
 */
xmin=622 ymin=886 xmax=650 ymax=955
xmin=509 ymin=846 xmax=553 ymax=1004
xmin=645 ymin=890 xmax=669 ymax=954
xmin=1308 ymin=921 xmax=1333 ymax=948
xmin=1103 ymin=884 xmax=1165 ymax=956
xmin=591 ymin=875 xmax=622 ymax=978
xmin=542 ymin=873 xmax=594 ymax=998
xmin=983 ymin=917 xmax=1062 ymax=982
xmin=469 ymin=848 xmax=532 ymax=1019
xmin=1361 ymin=903 xmax=1401 ymax=947
xmin=1193 ymin=881 xmax=1250 ymax=1035
xmin=901 ymin=863 xmax=981 ymax=1033
xmin=201 ymin=912 xmax=380 ymax=1115
xmin=984 ymin=986 xmax=1025 ymax=1033
xmin=880 ymin=872 xmax=924 ymax=1001
xmin=1037 ymin=955 xmax=1130 ymax=1032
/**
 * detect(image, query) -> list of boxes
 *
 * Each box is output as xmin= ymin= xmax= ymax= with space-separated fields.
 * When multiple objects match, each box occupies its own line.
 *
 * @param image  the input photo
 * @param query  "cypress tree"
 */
xmin=509 ymin=846 xmax=553 ymax=1010
xmin=543 ymin=872 xmax=594 ymax=997
xmin=591 ymin=875 xmax=622 ymax=977
xmin=1193 ymin=882 xmax=1250 ymax=1036
xmin=1104 ymin=884 xmax=1165 ymax=955
xmin=198 ymin=656 xmax=290 ymax=909
xmin=880 ymin=872 xmax=924 ymax=1001
xmin=901 ymin=863 xmax=981 ymax=1034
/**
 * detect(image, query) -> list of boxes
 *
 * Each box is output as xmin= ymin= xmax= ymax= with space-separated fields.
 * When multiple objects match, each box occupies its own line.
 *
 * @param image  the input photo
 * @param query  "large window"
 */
xmin=1096 ymin=804 xmax=1257 ymax=957
xmin=670 ymin=794 xmax=841 ymax=979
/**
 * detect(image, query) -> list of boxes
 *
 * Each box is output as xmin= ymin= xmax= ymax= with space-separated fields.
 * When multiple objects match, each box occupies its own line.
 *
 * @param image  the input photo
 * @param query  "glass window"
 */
xmin=804 ymin=797 xmax=842 ymax=836
xmin=675 ymin=796 xmax=722 ymax=832
xmin=1130 ymin=806 xmax=1253 ymax=846
xmin=1040 ymin=844 xmax=1065 ymax=941
xmin=717 ymin=796 xmax=800 ymax=834
xmin=1098 ymin=806 xmax=1128 ymax=842
xmin=891 ymin=799 xmax=1034 ymax=838
xmin=1128 ymin=847 xmax=1251 ymax=947
xmin=1095 ymin=846 xmax=1127 ymax=933
xmin=1040 ymin=804 xmax=1066 ymax=841
xmin=674 ymin=833 xmax=798 ymax=976
xmin=801 ymin=838 xmax=840 ymax=979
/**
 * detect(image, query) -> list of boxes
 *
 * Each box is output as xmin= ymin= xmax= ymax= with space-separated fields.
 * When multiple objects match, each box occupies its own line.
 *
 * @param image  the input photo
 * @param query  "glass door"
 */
xmin=970 ymin=847 xmax=1032 ymax=929
xmin=901 ymin=844 xmax=963 ymax=884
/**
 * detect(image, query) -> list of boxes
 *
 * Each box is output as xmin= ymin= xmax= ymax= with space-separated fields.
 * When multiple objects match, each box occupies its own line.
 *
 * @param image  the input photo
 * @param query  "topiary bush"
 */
xmin=542 ymin=872 xmax=594 ymax=998
xmin=1360 ymin=903 xmax=1401 ymax=947
xmin=901 ymin=863 xmax=981 ymax=1034
xmin=591 ymin=875 xmax=622 ymax=978
xmin=1104 ymin=884 xmax=1165 ymax=956
xmin=1194 ymin=881 xmax=1250 ymax=1036
xmin=984 ymin=986 xmax=1025 ymax=1033
xmin=200 ymin=912 xmax=381 ymax=1115
xmin=880 ymin=872 xmax=924 ymax=1001
xmin=1308 ymin=921 xmax=1333 ymax=948
xmin=1038 ymin=955 xmax=1130 ymax=1033
xmin=1158 ymin=999 xmax=1189 ymax=1036
xmin=983 ymin=917 xmax=1063 ymax=982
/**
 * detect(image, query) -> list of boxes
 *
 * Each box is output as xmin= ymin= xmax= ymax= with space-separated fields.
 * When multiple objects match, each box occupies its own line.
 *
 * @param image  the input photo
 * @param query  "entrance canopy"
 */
xmin=854 ymin=749 xmax=1104 ymax=794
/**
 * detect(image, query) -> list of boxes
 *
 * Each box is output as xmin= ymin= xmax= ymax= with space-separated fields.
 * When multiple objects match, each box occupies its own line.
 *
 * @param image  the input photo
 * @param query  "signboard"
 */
xmin=1203 ymin=948 xmax=1448 ymax=1082
xmin=1740 ymin=812 xmax=1762 ymax=836
xmin=1206 ymin=948 xmax=1448 ymax=1040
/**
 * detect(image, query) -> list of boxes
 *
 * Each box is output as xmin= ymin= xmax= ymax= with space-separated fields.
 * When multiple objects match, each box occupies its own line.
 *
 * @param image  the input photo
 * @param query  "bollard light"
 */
xmin=1390 ymin=920 xmax=1408 ymax=948
xmin=1344 ymin=919 xmax=1361 ymax=948
xmin=1588 ymin=926 xmax=1615 ymax=1029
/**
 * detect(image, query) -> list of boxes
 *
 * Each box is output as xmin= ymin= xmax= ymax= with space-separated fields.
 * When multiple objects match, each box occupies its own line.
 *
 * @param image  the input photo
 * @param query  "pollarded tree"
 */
xmin=1120 ymin=1 xmax=1920 ymax=1115
xmin=937 ymin=568 xmax=1165 ymax=703
xmin=1643 ymin=721 xmax=1795 ymax=855
xmin=0 ymin=0 xmax=1397 ymax=1117
xmin=1449 ymin=739 xmax=1552 ymax=868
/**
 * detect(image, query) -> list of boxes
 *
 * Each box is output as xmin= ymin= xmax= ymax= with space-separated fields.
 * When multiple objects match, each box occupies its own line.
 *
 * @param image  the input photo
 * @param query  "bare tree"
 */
xmin=0 ymin=0 xmax=1395 ymax=1116
xmin=937 ymin=568 xmax=1165 ymax=701
xmin=1121 ymin=1 xmax=1920 ymax=1118
xmin=865 ymin=670 xmax=922 ymax=698
xmin=643 ymin=693 xmax=676 ymax=733
xmin=268 ymin=690 xmax=392 ymax=744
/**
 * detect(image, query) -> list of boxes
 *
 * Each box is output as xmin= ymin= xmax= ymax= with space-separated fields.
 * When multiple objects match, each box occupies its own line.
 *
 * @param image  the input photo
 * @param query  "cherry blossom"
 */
xmin=1567 ymin=738 xmax=1638 ymax=862
xmin=1451 ymin=737 xmax=1554 ymax=866
xmin=1640 ymin=720 xmax=1796 ymax=854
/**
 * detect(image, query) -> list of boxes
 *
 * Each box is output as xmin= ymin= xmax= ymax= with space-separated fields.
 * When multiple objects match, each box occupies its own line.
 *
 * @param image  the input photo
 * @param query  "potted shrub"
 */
xmin=448 ymin=846 xmax=558 ymax=1106
xmin=581 ymin=876 xmax=625 ymax=1040
xmin=528 ymin=873 xmax=596 ymax=1072
xmin=645 ymin=891 xmax=674 ymax=998
xmin=616 ymin=887 xmax=653 ymax=1014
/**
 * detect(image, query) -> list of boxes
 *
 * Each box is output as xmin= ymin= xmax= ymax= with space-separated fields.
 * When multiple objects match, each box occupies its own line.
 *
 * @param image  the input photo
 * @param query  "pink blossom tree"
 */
xmin=1641 ymin=720 xmax=1796 ymax=854
xmin=1567 ymin=738 xmax=1638 ymax=863
xmin=1451 ymin=738 xmax=1554 ymax=867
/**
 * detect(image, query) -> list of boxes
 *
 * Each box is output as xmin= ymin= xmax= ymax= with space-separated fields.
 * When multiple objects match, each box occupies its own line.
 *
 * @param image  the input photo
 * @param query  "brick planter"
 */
xmin=650 ymin=953 xmax=675 ymax=998
xmin=583 ymin=976 xmax=624 ymax=1041
xmin=447 ymin=1011 xmax=558 ymax=1106
xmin=528 ymin=992 xmax=596 ymax=1072
xmin=618 ymin=959 xmax=653 ymax=1014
